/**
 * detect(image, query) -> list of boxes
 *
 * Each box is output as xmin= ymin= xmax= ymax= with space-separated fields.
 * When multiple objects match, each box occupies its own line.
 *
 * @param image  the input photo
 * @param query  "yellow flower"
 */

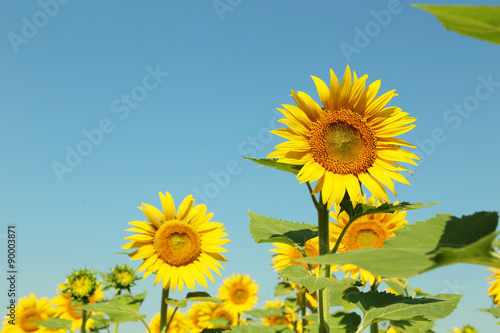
xmin=148 ymin=309 xmax=189 ymax=333
xmin=329 ymin=195 xmax=407 ymax=286
xmin=271 ymin=237 xmax=320 ymax=274
xmin=268 ymin=66 xmax=418 ymax=208
xmin=199 ymin=303 xmax=237 ymax=329
xmin=218 ymin=273 xmax=259 ymax=314
xmin=186 ymin=302 xmax=213 ymax=333
xmin=66 ymin=268 xmax=96 ymax=300
xmin=51 ymin=283 xmax=104 ymax=332
xmin=488 ymin=266 xmax=500 ymax=304
xmin=123 ymin=191 xmax=230 ymax=292
xmin=1 ymin=294 xmax=64 ymax=333
xmin=262 ymin=299 xmax=295 ymax=329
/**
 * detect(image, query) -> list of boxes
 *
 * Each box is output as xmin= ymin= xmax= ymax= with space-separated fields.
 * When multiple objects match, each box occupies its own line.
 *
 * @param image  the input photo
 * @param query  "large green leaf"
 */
xmin=76 ymin=291 xmax=147 ymax=324
xmin=248 ymin=211 xmax=317 ymax=249
xmin=35 ymin=318 xmax=72 ymax=330
xmin=165 ymin=292 xmax=222 ymax=308
xmin=224 ymin=324 xmax=277 ymax=332
xmin=480 ymin=306 xmax=500 ymax=318
xmin=244 ymin=308 xmax=286 ymax=318
xmin=274 ymin=282 xmax=296 ymax=297
xmin=303 ymin=311 xmax=362 ymax=333
xmin=300 ymin=212 xmax=500 ymax=278
xmin=389 ymin=319 xmax=436 ymax=333
xmin=413 ymin=5 xmax=500 ymax=45
xmin=243 ymin=157 xmax=301 ymax=175
xmin=280 ymin=265 xmax=359 ymax=294
xmin=348 ymin=292 xmax=462 ymax=333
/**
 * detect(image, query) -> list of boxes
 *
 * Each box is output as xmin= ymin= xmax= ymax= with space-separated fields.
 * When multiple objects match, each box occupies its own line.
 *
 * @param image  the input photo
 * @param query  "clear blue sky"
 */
xmin=1 ymin=1 xmax=500 ymax=332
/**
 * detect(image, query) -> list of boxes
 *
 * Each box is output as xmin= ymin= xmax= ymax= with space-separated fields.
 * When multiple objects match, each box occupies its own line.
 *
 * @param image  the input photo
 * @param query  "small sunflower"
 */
xmin=148 ymin=309 xmax=189 ymax=333
xmin=268 ymin=66 xmax=418 ymax=208
xmin=218 ymin=274 xmax=259 ymax=314
xmin=329 ymin=195 xmax=407 ymax=286
xmin=1 ymin=294 xmax=64 ymax=333
xmin=66 ymin=268 xmax=96 ymax=301
xmin=51 ymin=282 xmax=104 ymax=332
xmin=123 ymin=191 xmax=230 ymax=292
xmin=271 ymin=237 xmax=320 ymax=274
xmin=261 ymin=298 xmax=295 ymax=329
xmin=487 ymin=266 xmax=500 ymax=304
xmin=104 ymin=263 xmax=138 ymax=293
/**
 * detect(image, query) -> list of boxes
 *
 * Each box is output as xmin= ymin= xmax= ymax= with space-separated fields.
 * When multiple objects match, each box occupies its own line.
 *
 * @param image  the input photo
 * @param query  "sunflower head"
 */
xmin=330 ymin=195 xmax=407 ymax=285
xmin=148 ymin=309 xmax=189 ymax=333
xmin=123 ymin=191 xmax=230 ymax=292
xmin=262 ymin=298 xmax=295 ymax=328
xmin=104 ymin=263 xmax=138 ymax=293
xmin=268 ymin=66 xmax=418 ymax=209
xmin=66 ymin=268 xmax=97 ymax=301
xmin=218 ymin=273 xmax=259 ymax=315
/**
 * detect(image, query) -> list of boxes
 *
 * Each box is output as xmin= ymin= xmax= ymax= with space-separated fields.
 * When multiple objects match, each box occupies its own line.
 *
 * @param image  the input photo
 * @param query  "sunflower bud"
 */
xmin=66 ymin=268 xmax=97 ymax=301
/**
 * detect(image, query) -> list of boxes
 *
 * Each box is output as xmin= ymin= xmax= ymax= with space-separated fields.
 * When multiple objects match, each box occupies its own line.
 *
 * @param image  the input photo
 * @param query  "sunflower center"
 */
xmin=20 ymin=310 xmax=42 ymax=332
xmin=232 ymin=288 xmax=249 ymax=305
xmin=345 ymin=219 xmax=388 ymax=250
xmin=71 ymin=276 xmax=92 ymax=297
xmin=308 ymin=108 xmax=377 ymax=175
xmin=116 ymin=271 xmax=133 ymax=286
xmin=153 ymin=220 xmax=201 ymax=267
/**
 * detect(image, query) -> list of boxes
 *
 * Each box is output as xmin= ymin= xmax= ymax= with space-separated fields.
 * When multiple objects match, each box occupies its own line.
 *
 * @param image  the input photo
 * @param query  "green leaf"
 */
xmin=383 ymin=278 xmax=407 ymax=296
xmin=244 ymin=308 xmax=286 ymax=318
xmin=88 ymin=314 xmax=111 ymax=330
xmin=341 ymin=201 xmax=439 ymax=224
xmin=208 ymin=318 xmax=231 ymax=328
xmin=480 ymin=306 xmax=500 ymax=318
xmin=300 ymin=212 xmax=500 ymax=278
xmin=165 ymin=293 xmax=222 ymax=308
xmin=201 ymin=329 xmax=225 ymax=333
xmin=412 ymin=5 xmax=500 ymax=45
xmin=35 ymin=318 xmax=72 ymax=330
xmin=303 ymin=311 xmax=362 ymax=333
xmin=243 ymin=157 xmax=301 ymax=175
xmin=280 ymin=265 xmax=358 ymax=294
xmin=76 ymin=291 xmax=147 ymax=324
xmin=274 ymin=282 xmax=296 ymax=297
xmin=347 ymin=292 xmax=462 ymax=332
xmin=249 ymin=211 xmax=317 ymax=249
xmin=225 ymin=324 xmax=276 ymax=332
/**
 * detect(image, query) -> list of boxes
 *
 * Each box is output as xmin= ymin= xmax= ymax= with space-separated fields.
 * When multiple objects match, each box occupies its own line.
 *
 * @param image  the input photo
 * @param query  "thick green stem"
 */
xmin=317 ymin=195 xmax=330 ymax=333
xmin=81 ymin=309 xmax=87 ymax=333
xmin=159 ymin=288 xmax=169 ymax=333
xmin=370 ymin=282 xmax=379 ymax=333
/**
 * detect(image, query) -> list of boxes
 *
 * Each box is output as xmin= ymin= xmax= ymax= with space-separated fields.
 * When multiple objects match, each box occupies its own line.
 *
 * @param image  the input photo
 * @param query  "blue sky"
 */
xmin=1 ymin=0 xmax=500 ymax=332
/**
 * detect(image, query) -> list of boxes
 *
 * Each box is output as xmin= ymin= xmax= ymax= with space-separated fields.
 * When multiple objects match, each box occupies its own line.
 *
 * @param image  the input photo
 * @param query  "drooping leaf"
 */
xmin=76 ymin=291 xmax=147 ymax=324
xmin=347 ymin=291 xmax=462 ymax=332
xmin=165 ymin=292 xmax=222 ymax=308
xmin=280 ymin=265 xmax=358 ymax=294
xmin=301 ymin=212 xmax=500 ymax=278
xmin=412 ymin=5 xmax=500 ymax=45
xmin=89 ymin=314 xmax=111 ymax=330
xmin=330 ymin=282 xmax=362 ymax=311
xmin=243 ymin=157 xmax=301 ymax=175
xmin=35 ymin=318 xmax=72 ymax=330
xmin=249 ymin=211 xmax=317 ymax=249
xmin=339 ymin=201 xmax=439 ymax=224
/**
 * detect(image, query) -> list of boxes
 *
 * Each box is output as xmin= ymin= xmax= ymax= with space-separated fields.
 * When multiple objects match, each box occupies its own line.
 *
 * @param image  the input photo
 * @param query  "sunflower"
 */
xmin=148 ymin=309 xmax=189 ymax=333
xmin=1 ymin=294 xmax=64 ymax=333
xmin=218 ymin=274 xmax=259 ymax=314
xmin=200 ymin=302 xmax=238 ymax=329
xmin=51 ymin=282 xmax=104 ymax=332
xmin=186 ymin=302 xmax=213 ymax=332
xmin=487 ymin=267 xmax=500 ymax=304
xmin=123 ymin=191 xmax=230 ymax=292
xmin=261 ymin=298 xmax=295 ymax=329
xmin=271 ymin=237 xmax=320 ymax=274
xmin=329 ymin=195 xmax=407 ymax=286
xmin=267 ymin=66 xmax=418 ymax=208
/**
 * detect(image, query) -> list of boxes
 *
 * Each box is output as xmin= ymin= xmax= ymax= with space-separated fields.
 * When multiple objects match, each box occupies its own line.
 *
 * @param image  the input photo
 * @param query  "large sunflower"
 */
xmin=123 ymin=191 xmax=230 ymax=292
xmin=268 ymin=66 xmax=418 ymax=208
xmin=148 ymin=309 xmax=189 ymax=333
xmin=487 ymin=266 xmax=500 ymax=305
xmin=51 ymin=283 xmax=104 ymax=332
xmin=329 ymin=195 xmax=407 ymax=285
xmin=1 ymin=294 xmax=64 ymax=333
xmin=218 ymin=274 xmax=259 ymax=314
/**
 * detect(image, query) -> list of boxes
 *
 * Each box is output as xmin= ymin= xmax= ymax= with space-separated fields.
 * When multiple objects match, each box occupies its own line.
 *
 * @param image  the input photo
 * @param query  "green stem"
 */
xmin=299 ymin=287 xmax=308 ymax=333
xmin=317 ymin=193 xmax=330 ymax=333
xmin=370 ymin=282 xmax=379 ymax=333
xmin=331 ymin=192 xmax=353 ymax=254
xmin=141 ymin=318 xmax=152 ymax=333
xmin=81 ymin=309 xmax=87 ymax=333
xmin=159 ymin=288 xmax=169 ymax=333
xmin=113 ymin=323 xmax=119 ymax=333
